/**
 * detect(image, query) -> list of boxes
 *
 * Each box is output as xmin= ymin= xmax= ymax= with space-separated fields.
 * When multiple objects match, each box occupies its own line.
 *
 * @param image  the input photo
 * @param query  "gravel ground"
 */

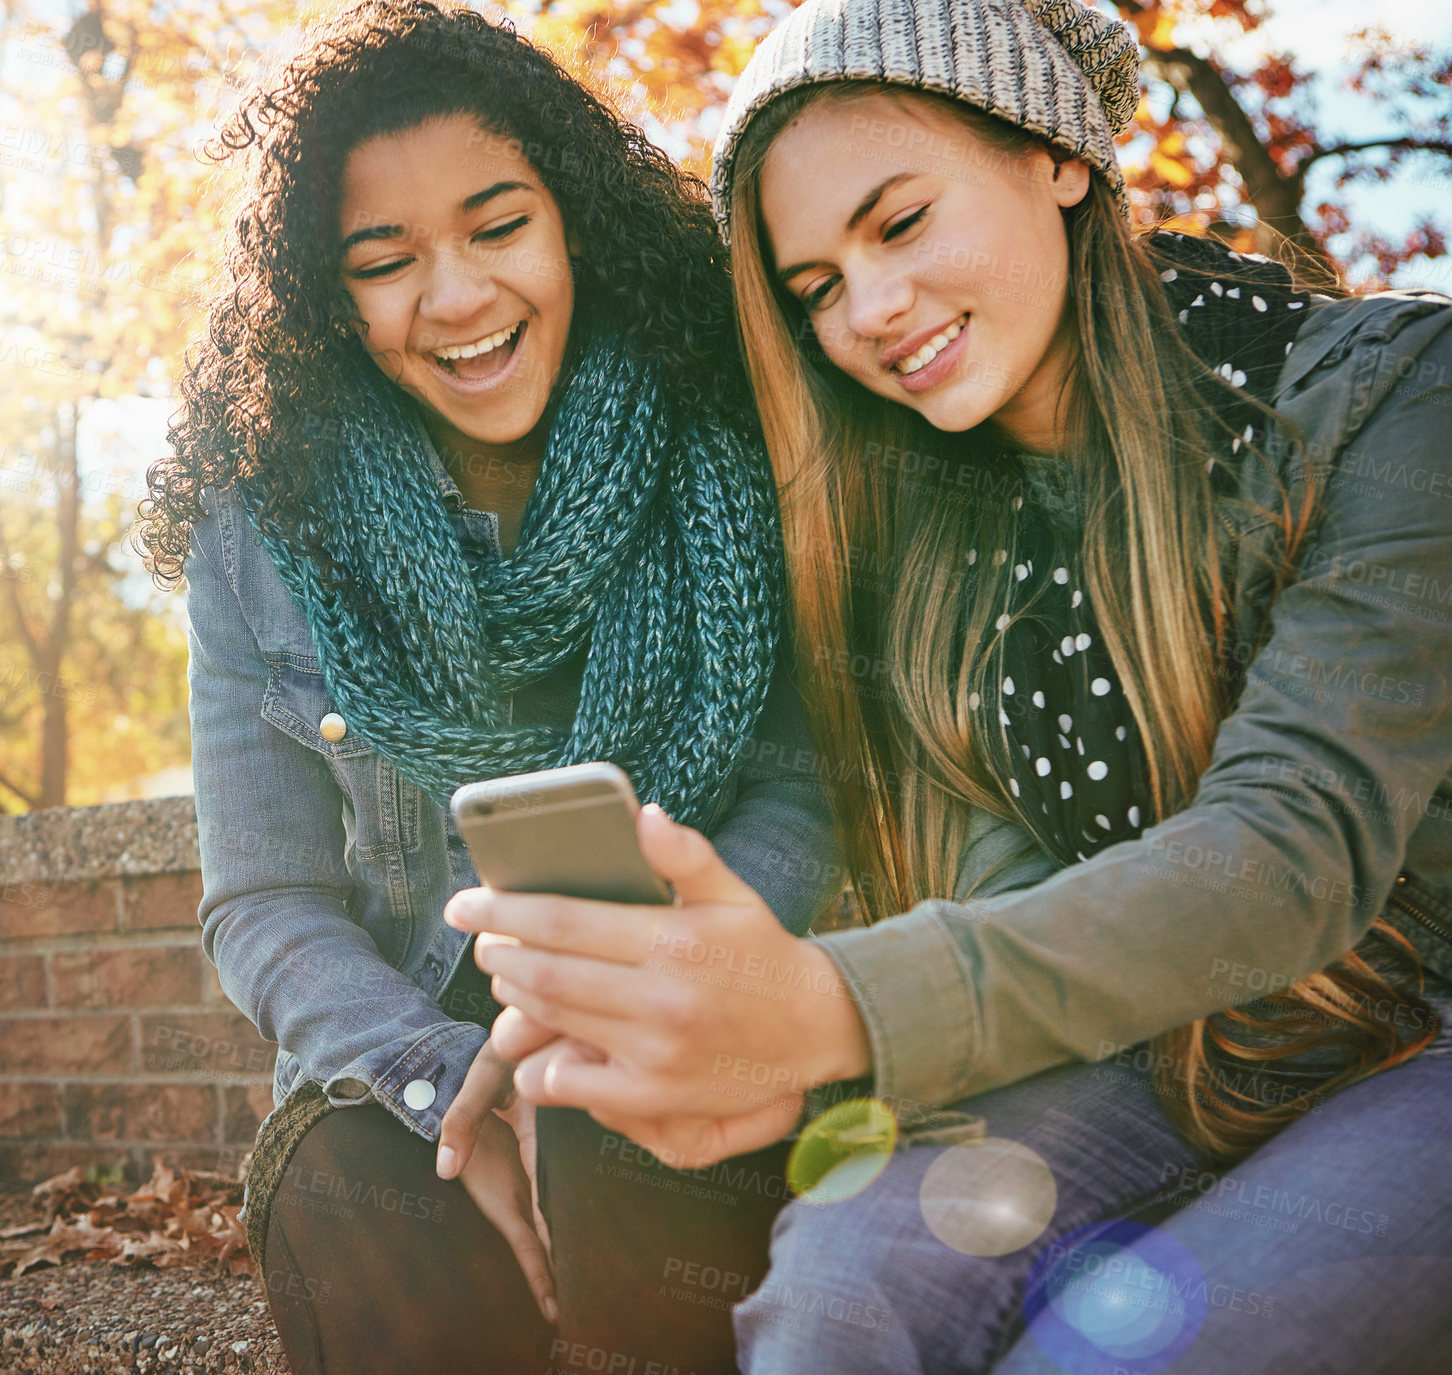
xmin=0 ymin=1193 xmax=288 ymax=1375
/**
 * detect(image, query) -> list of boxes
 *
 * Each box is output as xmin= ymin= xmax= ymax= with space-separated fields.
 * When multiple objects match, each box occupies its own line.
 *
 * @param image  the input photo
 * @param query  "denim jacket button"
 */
xmin=319 ymin=712 xmax=347 ymax=742
xmin=403 ymin=1078 xmax=437 ymax=1111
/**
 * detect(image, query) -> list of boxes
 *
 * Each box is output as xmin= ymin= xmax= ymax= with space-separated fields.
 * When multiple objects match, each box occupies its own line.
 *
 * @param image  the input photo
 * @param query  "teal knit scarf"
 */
xmin=235 ymin=322 xmax=783 ymax=829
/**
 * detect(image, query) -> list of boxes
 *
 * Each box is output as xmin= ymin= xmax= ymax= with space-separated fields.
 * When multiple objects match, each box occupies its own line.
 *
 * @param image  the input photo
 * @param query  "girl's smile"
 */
xmin=420 ymin=318 xmax=527 ymax=393
xmin=887 ymin=311 xmax=970 ymax=391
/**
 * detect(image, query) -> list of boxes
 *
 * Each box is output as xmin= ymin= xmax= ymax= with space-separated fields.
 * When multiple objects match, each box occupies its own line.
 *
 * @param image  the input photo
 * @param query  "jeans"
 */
xmin=733 ymin=1053 xmax=1452 ymax=1374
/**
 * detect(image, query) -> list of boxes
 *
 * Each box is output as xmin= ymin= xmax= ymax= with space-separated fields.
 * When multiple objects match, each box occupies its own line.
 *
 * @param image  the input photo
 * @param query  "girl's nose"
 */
xmin=420 ymin=243 xmax=500 ymax=322
xmin=843 ymin=267 xmax=913 ymax=343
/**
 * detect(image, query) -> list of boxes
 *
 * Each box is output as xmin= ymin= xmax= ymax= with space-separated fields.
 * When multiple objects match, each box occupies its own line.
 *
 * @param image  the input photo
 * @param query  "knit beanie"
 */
xmin=710 ymin=0 xmax=1141 ymax=244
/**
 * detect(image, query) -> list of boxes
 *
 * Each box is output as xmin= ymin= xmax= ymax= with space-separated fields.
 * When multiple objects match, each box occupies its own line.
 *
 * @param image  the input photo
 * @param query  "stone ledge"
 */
xmin=0 ymin=798 xmax=199 ymax=886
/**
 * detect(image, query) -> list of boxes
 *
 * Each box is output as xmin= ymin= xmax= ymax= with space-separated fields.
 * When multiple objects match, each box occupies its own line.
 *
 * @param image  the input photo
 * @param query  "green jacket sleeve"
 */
xmin=809 ymin=296 xmax=1452 ymax=1119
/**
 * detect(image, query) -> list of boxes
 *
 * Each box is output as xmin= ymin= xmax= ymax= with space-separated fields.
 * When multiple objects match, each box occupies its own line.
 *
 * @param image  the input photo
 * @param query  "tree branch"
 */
xmin=1299 ymin=137 xmax=1452 ymax=173
xmin=0 ymin=522 xmax=45 ymax=671
xmin=1141 ymin=44 xmax=1333 ymax=269
xmin=0 ymin=768 xmax=38 ymax=808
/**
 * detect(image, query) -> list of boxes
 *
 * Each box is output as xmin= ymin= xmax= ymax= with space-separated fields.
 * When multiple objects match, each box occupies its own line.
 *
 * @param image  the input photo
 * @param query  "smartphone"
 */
xmin=450 ymin=761 xmax=672 ymax=905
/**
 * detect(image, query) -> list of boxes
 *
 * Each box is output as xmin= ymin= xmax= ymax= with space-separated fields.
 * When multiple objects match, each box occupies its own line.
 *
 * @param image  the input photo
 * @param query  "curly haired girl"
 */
xmin=137 ymin=3 xmax=840 ymax=1370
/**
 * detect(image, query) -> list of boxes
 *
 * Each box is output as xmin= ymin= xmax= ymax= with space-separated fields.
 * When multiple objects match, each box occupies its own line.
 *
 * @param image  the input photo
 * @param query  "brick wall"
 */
xmin=0 ymin=798 xmax=276 ymax=1186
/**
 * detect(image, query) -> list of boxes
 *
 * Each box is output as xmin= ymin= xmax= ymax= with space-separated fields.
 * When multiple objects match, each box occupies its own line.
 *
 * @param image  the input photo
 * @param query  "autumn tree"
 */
xmin=0 ymin=0 xmax=268 ymax=809
xmin=1117 ymin=0 xmax=1450 ymax=280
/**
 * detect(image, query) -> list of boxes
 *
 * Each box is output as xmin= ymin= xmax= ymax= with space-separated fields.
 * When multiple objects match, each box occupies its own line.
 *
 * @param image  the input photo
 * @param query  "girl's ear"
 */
xmin=1050 ymin=156 xmax=1091 ymax=210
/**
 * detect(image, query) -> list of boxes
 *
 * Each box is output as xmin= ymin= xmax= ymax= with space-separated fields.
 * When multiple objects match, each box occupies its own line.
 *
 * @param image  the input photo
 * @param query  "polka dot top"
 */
xmin=975 ymin=472 xmax=1150 ymax=867
xmin=978 ymin=230 xmax=1318 ymax=868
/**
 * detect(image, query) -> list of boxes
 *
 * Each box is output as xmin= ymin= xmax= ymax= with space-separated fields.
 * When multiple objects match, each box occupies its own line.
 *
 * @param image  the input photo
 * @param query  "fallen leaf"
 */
xmin=0 ymin=1223 xmax=48 ymax=1240
xmin=4 ymin=1157 xmax=250 ymax=1279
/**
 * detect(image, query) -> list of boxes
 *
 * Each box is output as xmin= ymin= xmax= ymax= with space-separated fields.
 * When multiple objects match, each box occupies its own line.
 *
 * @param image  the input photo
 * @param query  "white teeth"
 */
xmin=433 ymin=321 xmax=522 ymax=362
xmin=894 ymin=315 xmax=967 ymax=375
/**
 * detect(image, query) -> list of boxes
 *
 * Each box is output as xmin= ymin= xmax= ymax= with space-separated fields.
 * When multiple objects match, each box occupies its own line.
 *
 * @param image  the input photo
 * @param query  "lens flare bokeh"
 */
xmin=918 ymin=1137 xmax=1058 ymax=1257
xmin=786 ymin=1097 xmax=898 ymax=1203
xmin=1021 ymin=1218 xmax=1209 ymax=1374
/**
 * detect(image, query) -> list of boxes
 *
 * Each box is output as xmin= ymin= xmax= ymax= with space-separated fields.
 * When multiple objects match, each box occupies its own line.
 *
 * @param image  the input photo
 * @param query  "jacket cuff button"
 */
xmin=403 ymin=1078 xmax=437 ymax=1111
xmin=319 ymin=712 xmax=347 ymax=742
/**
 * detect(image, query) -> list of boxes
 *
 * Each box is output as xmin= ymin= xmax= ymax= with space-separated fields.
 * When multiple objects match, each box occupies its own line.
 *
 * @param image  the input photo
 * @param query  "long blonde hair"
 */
xmin=730 ymin=83 xmax=1436 ymax=1162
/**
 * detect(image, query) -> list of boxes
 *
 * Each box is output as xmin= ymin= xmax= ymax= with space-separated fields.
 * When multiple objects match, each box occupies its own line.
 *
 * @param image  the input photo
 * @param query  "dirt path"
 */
xmin=0 ymin=1190 xmax=287 ymax=1375
xmin=0 ymin=1259 xmax=287 ymax=1374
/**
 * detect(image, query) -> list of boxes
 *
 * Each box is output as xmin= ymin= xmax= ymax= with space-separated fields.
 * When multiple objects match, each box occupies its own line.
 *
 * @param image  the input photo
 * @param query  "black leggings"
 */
xmin=262 ymin=950 xmax=792 ymax=1375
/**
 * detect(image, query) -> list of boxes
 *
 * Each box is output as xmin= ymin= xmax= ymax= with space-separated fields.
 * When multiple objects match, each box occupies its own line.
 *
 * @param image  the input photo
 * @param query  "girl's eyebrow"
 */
xmin=775 ymin=172 xmax=916 ymax=283
xmin=460 ymin=179 xmax=533 ymax=212
xmin=339 ymin=179 xmax=535 ymax=251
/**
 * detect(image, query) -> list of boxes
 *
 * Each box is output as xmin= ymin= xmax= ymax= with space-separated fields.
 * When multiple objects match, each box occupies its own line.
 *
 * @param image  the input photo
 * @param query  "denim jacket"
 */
xmin=813 ymin=290 xmax=1452 ymax=1116
xmin=185 ymin=440 xmax=843 ymax=1143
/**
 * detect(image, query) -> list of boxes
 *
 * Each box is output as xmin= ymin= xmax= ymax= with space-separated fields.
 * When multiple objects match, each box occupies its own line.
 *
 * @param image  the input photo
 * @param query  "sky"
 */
xmin=1241 ymin=0 xmax=1448 ymax=68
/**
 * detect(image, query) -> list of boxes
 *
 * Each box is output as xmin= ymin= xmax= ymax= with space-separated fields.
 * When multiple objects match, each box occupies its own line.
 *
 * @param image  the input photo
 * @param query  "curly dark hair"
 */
xmin=135 ymin=0 xmax=747 ymax=588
